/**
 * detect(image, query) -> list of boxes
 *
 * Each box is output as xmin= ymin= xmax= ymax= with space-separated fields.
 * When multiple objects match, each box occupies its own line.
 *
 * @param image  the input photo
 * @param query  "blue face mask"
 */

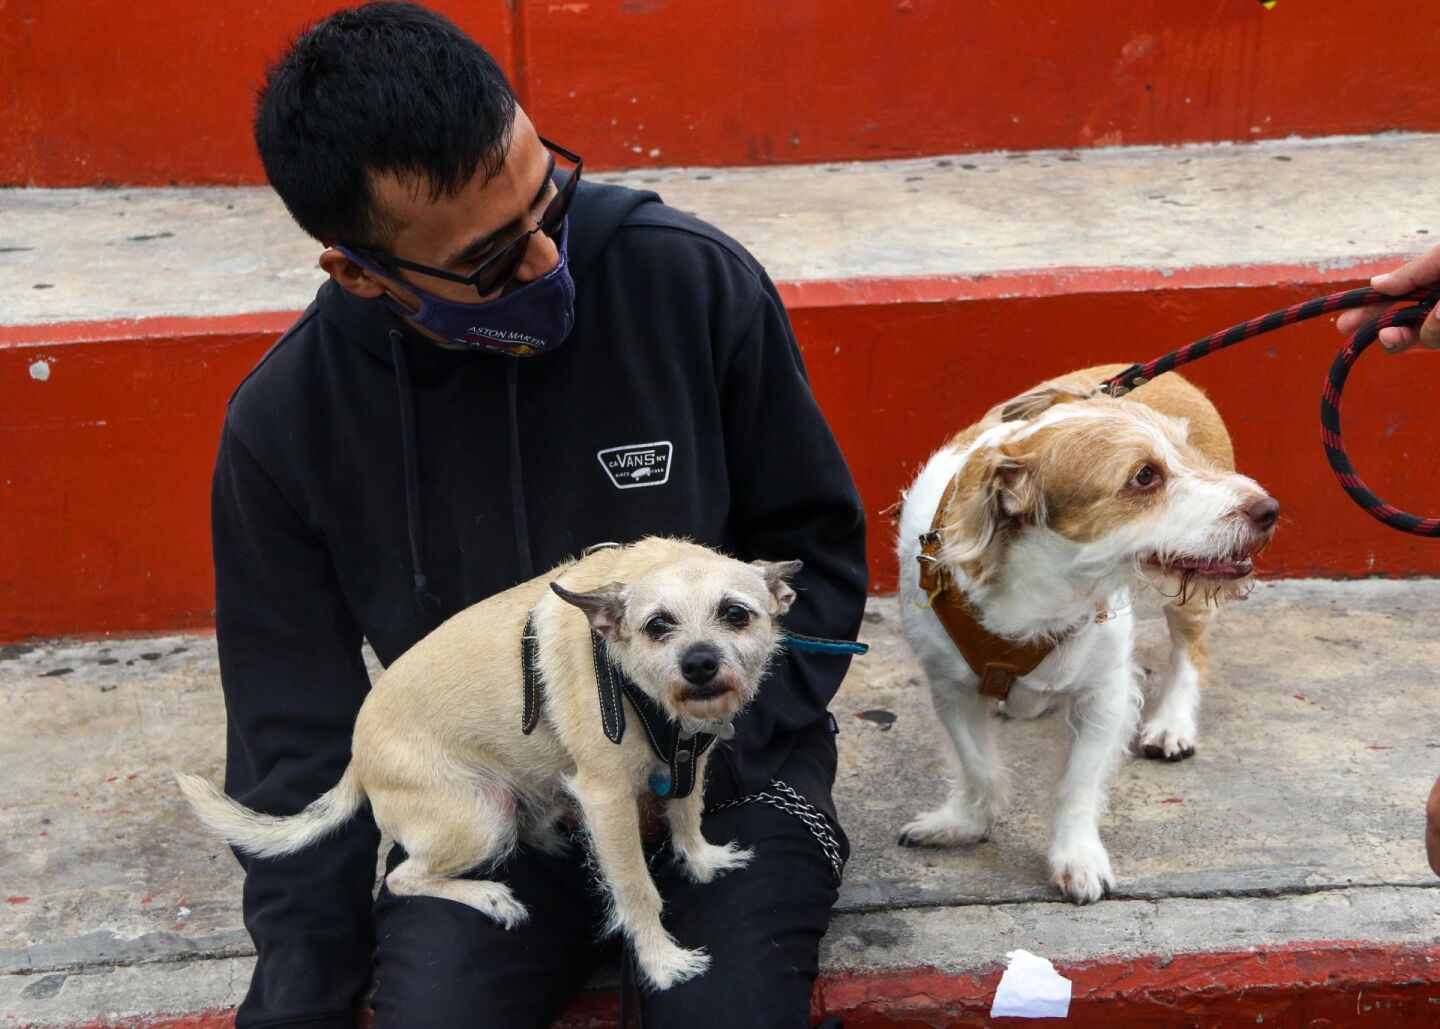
xmin=336 ymin=219 xmax=575 ymax=357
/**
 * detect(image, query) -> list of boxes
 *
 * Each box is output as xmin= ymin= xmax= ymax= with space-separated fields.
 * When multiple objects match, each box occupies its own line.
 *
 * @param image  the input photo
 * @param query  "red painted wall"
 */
xmin=1 ymin=315 xmax=294 ymax=640
xmin=5 ymin=264 xmax=1438 ymax=642
xmin=5 ymin=0 xmax=1439 ymax=187
xmin=0 ymin=0 xmax=514 ymax=188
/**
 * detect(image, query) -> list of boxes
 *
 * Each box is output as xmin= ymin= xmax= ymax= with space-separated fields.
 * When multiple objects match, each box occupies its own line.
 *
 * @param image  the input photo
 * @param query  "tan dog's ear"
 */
xmin=940 ymin=447 xmax=1041 ymax=578
xmin=999 ymin=382 xmax=1097 ymax=423
xmin=551 ymin=581 xmax=628 ymax=638
xmin=750 ymin=559 xmax=803 ymax=614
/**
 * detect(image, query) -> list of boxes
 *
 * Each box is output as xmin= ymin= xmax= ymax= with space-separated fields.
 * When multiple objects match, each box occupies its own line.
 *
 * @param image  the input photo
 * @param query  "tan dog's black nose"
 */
xmin=680 ymin=645 xmax=720 ymax=685
xmin=1243 ymin=495 xmax=1281 ymax=529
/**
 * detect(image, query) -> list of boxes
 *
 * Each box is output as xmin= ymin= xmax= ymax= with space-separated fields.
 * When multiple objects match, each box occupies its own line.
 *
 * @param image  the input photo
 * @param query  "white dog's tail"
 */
xmin=175 ymin=766 xmax=366 ymax=860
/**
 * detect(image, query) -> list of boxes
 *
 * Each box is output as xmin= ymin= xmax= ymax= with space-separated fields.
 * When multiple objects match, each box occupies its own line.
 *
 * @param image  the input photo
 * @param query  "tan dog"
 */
xmin=179 ymin=537 xmax=802 ymax=989
xmin=896 ymin=366 xmax=1278 ymax=902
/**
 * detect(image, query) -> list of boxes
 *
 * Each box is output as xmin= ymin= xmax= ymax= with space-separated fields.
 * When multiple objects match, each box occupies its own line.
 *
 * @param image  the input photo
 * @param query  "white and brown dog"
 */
xmin=179 ymin=537 xmax=801 ymax=990
xmin=894 ymin=365 xmax=1278 ymax=903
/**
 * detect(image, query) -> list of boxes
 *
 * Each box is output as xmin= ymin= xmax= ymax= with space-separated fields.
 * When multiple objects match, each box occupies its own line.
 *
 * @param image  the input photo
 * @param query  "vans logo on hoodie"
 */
xmin=597 ymin=441 xmax=672 ymax=489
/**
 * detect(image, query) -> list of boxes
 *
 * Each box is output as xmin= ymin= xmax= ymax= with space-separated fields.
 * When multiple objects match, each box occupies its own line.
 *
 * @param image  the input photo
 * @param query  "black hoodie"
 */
xmin=213 ymin=181 xmax=868 ymax=1026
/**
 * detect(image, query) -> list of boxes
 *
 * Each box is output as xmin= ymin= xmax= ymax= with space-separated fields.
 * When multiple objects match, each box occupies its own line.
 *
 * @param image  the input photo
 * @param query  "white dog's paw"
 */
xmin=897 ymin=806 xmax=990 ymax=848
xmin=676 ymin=841 xmax=752 ymax=884
xmin=453 ymin=881 xmax=530 ymax=929
xmin=1048 ymin=841 xmax=1116 ymax=905
xmin=638 ymin=941 xmax=711 ymax=991
xmin=1138 ymin=715 xmax=1197 ymax=762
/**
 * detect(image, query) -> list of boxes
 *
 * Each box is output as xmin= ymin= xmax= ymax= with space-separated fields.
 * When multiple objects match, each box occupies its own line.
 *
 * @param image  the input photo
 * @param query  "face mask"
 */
xmin=336 ymin=219 xmax=575 ymax=356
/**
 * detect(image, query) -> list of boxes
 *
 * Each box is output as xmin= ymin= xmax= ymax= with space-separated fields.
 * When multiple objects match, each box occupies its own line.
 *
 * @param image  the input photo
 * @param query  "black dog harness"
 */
xmin=520 ymin=614 xmax=717 ymax=799
xmin=519 ymin=615 xmax=869 ymax=800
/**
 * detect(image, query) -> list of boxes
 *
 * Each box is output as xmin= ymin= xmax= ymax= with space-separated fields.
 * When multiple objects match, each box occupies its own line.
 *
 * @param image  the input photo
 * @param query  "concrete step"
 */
xmin=5 ymin=134 xmax=1440 ymax=638
xmin=3 ymin=582 xmax=1439 ymax=1025
xmin=7 ymin=132 xmax=1440 ymax=326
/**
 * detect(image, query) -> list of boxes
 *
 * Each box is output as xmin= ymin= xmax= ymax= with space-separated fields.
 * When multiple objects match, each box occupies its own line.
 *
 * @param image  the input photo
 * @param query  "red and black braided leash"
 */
xmin=1099 ymin=286 xmax=1440 ymax=537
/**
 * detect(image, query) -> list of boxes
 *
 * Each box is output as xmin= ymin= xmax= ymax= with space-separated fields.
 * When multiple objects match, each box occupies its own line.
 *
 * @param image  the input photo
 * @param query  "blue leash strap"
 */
xmin=781 ymin=631 xmax=869 ymax=656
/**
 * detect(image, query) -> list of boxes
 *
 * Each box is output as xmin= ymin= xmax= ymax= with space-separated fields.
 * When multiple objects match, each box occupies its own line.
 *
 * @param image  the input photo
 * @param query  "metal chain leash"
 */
xmin=707 ymin=779 xmax=846 ymax=883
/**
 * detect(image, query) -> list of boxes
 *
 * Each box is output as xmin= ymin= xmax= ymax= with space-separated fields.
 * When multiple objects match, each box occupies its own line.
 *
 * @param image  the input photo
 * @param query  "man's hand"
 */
xmin=1336 ymin=244 xmax=1440 ymax=353
xmin=1427 ymin=774 xmax=1440 ymax=877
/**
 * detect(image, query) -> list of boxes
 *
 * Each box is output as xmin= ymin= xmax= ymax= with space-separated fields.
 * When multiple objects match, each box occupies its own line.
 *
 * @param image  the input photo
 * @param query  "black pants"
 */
xmin=369 ymin=800 xmax=842 ymax=1028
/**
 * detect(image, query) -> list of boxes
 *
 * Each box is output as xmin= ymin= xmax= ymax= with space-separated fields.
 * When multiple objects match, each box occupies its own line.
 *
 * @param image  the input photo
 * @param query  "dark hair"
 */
xmin=254 ymin=2 xmax=517 ymax=246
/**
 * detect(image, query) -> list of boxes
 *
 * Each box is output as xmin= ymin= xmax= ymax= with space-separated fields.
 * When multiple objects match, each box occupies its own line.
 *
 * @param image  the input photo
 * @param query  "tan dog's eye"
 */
xmin=721 ymin=604 xmax=752 ymax=629
xmin=643 ymin=615 xmax=673 ymax=640
xmin=1128 ymin=464 xmax=1162 ymax=491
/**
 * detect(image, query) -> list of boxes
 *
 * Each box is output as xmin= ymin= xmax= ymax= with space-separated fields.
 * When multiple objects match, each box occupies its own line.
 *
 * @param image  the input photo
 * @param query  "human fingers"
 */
xmin=1336 ymin=304 xmax=1389 ymax=334
xmin=1337 ymin=244 xmax=1440 ymax=334
xmin=1426 ymin=775 xmax=1440 ymax=877
xmin=1421 ymin=304 xmax=1440 ymax=350
xmin=1370 ymin=242 xmax=1440 ymax=296
xmin=1338 ymin=286 xmax=1440 ymax=351
xmin=1374 ymin=304 xmax=1440 ymax=353
xmin=1377 ymin=326 xmax=1419 ymax=353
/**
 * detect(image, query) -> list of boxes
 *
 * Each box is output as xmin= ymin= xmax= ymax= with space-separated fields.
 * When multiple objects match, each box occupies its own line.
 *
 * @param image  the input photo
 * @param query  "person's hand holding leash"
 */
xmin=1427 ymin=775 xmax=1440 ymax=877
xmin=1337 ymin=243 xmax=1440 ymax=353
xmin=1359 ymin=244 xmax=1440 ymax=872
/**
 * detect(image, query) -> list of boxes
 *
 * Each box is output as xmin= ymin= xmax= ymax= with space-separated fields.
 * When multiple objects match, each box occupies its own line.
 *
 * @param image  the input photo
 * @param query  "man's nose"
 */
xmin=512 ymin=230 xmax=560 ymax=284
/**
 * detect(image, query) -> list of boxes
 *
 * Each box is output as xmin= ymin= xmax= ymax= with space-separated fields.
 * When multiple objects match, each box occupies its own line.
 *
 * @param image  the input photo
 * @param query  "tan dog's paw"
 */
xmin=676 ymin=841 xmax=752 ymax=884
xmin=1048 ymin=842 xmax=1115 ymax=905
xmin=638 ymin=940 xmax=711 ymax=991
xmin=897 ymin=807 xmax=989 ymax=848
xmin=451 ymin=881 xmax=530 ymax=928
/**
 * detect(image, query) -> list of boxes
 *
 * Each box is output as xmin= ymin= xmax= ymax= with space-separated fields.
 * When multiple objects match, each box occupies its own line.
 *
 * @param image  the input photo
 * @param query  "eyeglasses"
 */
xmin=347 ymin=137 xmax=582 ymax=299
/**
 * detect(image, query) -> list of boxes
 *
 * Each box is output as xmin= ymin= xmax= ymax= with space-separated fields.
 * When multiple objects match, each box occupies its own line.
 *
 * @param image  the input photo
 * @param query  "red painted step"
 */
xmin=55 ymin=942 xmax=1440 ymax=1027
xmin=6 ymin=135 xmax=1439 ymax=640
xmin=6 ymin=262 xmax=1440 ymax=642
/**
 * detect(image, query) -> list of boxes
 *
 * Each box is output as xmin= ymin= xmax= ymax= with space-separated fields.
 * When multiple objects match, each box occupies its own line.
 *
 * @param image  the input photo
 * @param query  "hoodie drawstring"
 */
xmin=389 ymin=330 xmax=443 ymax=616
xmin=506 ymin=360 xmax=535 ymax=581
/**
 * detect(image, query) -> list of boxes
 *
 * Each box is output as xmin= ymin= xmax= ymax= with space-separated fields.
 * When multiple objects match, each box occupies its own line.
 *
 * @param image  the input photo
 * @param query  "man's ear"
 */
xmin=999 ymin=382 xmax=1097 ymax=423
xmin=751 ymin=559 xmax=803 ymax=614
xmin=319 ymin=248 xmax=390 ymax=299
xmin=551 ymin=581 xmax=628 ymax=639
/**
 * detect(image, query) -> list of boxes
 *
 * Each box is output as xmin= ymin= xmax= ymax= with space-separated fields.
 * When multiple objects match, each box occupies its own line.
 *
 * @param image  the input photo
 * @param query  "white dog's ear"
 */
xmin=751 ymin=559 xmax=803 ymax=614
xmin=551 ymin=581 xmax=628 ymax=638
xmin=999 ymin=382 xmax=1096 ymax=423
xmin=941 ymin=447 xmax=1041 ymax=577
xmin=994 ymin=457 xmax=1041 ymax=519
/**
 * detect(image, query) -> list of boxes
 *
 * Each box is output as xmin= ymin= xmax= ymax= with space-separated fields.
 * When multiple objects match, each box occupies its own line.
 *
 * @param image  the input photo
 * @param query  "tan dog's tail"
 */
xmin=175 ymin=766 xmax=366 ymax=859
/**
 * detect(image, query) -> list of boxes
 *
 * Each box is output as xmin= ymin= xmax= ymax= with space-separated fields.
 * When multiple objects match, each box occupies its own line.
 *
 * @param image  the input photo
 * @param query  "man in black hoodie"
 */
xmin=216 ymin=3 xmax=867 ymax=1026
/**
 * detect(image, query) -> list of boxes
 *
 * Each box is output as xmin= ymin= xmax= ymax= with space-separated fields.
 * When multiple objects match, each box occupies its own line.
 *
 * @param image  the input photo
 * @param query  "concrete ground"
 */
xmin=3 ymin=579 xmax=1438 ymax=1024
xmin=3 ymin=132 xmax=1439 ymax=327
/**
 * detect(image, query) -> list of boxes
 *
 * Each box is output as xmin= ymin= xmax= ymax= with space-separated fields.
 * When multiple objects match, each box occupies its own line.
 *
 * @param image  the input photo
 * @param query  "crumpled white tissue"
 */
xmin=989 ymin=948 xmax=1072 ymax=1019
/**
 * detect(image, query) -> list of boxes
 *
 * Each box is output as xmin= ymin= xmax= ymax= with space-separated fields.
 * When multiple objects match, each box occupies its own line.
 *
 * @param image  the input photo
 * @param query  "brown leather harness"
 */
xmin=898 ymin=476 xmax=1113 ymax=700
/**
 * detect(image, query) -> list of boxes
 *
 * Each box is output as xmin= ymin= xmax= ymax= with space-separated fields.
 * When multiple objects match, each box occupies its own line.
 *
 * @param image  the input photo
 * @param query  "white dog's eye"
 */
xmin=721 ymin=604 xmax=752 ymax=629
xmin=643 ymin=615 xmax=673 ymax=640
xmin=1128 ymin=464 xmax=1162 ymax=491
